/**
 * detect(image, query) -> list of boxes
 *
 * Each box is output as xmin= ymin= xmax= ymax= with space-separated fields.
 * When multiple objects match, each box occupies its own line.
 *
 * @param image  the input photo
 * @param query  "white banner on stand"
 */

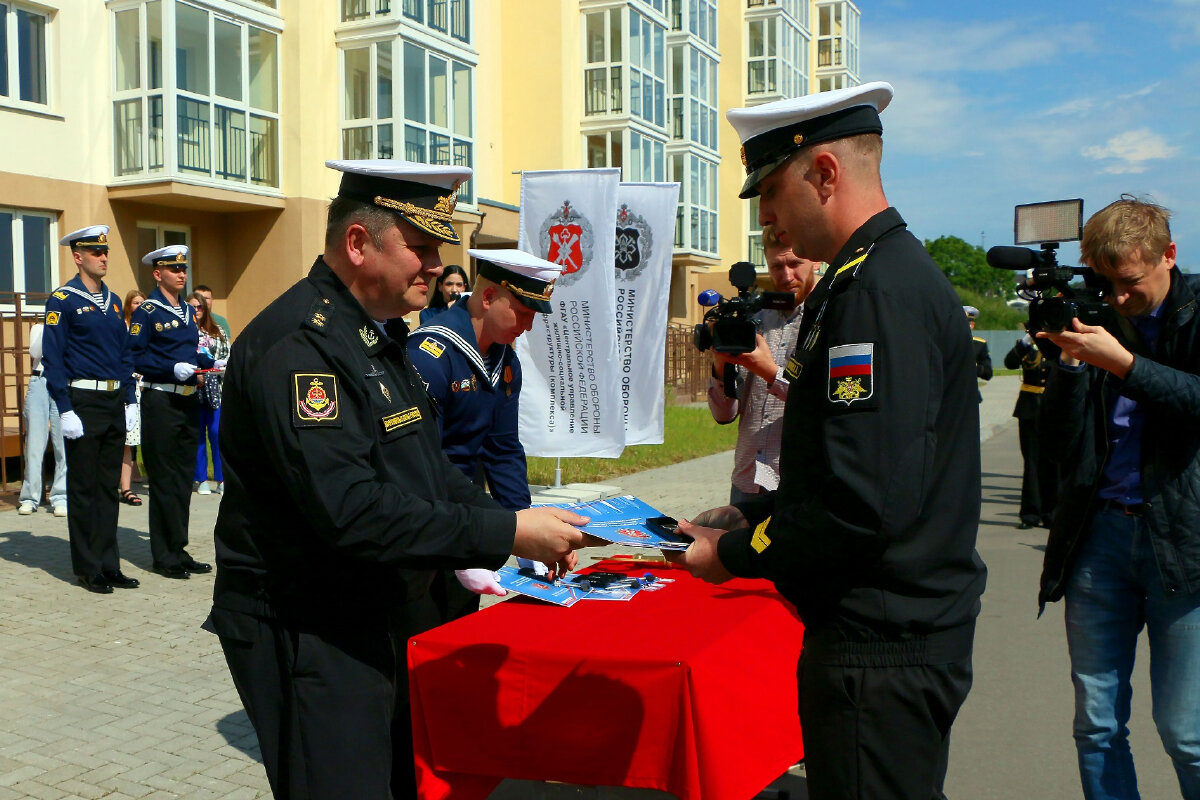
xmin=615 ymin=182 xmax=680 ymax=445
xmin=515 ymin=169 xmax=624 ymax=458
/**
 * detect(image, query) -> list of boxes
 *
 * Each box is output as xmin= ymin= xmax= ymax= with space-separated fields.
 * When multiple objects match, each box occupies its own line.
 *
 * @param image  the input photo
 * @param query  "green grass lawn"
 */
xmin=527 ymin=403 xmax=737 ymax=486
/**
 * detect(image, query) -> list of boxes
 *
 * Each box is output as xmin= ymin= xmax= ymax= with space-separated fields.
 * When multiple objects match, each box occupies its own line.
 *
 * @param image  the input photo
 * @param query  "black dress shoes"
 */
xmin=154 ymin=564 xmax=190 ymax=579
xmin=78 ymin=574 xmax=114 ymax=594
xmin=182 ymin=559 xmax=212 ymax=574
xmin=102 ymin=570 xmax=140 ymax=589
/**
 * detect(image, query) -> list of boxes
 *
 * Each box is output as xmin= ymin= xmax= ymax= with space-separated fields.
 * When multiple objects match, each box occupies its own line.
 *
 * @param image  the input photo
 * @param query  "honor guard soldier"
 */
xmin=1004 ymin=329 xmax=1057 ymax=529
xmin=965 ymin=305 xmax=993 ymax=402
xmin=42 ymin=225 xmax=140 ymax=594
xmin=669 ymin=83 xmax=987 ymax=800
xmin=202 ymin=159 xmax=590 ymax=800
xmin=129 ymin=245 xmax=222 ymax=579
xmin=408 ymin=248 xmax=564 ymax=619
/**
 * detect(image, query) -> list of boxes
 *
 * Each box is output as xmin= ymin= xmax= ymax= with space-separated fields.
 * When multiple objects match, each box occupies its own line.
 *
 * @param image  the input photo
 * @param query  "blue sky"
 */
xmin=862 ymin=0 xmax=1200 ymax=269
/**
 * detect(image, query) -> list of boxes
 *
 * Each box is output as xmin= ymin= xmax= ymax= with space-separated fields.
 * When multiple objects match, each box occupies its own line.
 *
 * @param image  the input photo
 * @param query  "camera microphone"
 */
xmin=986 ymin=246 xmax=1039 ymax=270
xmin=698 ymin=289 xmax=722 ymax=307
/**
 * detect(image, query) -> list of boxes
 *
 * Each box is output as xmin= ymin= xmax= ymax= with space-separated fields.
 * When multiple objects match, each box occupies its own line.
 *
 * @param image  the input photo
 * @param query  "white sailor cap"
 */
xmin=728 ymin=81 xmax=894 ymax=199
xmin=326 ymin=159 xmax=472 ymax=245
xmin=963 ymin=305 xmax=980 ymax=320
xmin=60 ymin=225 xmax=110 ymax=249
xmin=469 ymin=248 xmax=564 ymax=313
xmin=142 ymin=244 xmax=190 ymax=268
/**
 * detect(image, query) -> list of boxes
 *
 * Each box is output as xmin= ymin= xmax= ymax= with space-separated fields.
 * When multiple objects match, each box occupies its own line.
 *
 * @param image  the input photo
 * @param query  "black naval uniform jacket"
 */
xmin=1039 ymin=268 xmax=1200 ymax=609
xmin=206 ymin=258 xmax=515 ymax=628
xmin=1003 ymin=337 xmax=1049 ymax=420
xmin=718 ymin=208 xmax=987 ymax=661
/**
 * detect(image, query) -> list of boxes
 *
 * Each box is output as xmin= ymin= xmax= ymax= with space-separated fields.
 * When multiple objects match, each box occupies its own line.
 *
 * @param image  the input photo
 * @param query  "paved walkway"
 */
xmin=0 ymin=376 xmax=1180 ymax=798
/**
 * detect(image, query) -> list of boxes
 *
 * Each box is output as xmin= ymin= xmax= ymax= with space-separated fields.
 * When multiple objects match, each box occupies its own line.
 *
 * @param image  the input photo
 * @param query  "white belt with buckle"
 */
xmin=145 ymin=381 xmax=196 ymax=396
xmin=69 ymin=378 xmax=122 ymax=392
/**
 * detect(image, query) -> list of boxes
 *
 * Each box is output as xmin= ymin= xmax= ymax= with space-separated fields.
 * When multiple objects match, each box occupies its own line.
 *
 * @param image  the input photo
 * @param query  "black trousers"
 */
xmin=65 ymin=388 xmax=126 ymax=577
xmin=141 ymin=389 xmax=199 ymax=569
xmin=211 ymin=607 xmax=420 ymax=800
xmin=1017 ymin=416 xmax=1058 ymax=524
xmin=799 ymin=640 xmax=974 ymax=800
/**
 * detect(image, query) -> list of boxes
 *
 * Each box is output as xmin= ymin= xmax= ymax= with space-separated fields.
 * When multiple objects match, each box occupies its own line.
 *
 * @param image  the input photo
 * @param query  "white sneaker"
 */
xmin=197 ymin=481 xmax=212 ymax=495
xmin=217 ymin=482 xmax=224 ymax=494
xmin=17 ymin=501 xmax=36 ymax=515
xmin=53 ymin=505 xmax=67 ymax=518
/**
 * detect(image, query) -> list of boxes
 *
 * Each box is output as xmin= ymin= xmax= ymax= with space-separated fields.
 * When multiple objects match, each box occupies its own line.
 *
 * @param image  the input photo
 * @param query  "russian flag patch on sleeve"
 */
xmin=828 ymin=343 xmax=874 ymax=405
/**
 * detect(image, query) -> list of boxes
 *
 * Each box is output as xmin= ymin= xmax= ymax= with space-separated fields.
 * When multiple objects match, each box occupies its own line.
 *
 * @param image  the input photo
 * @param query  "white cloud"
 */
xmin=1081 ymin=129 xmax=1180 ymax=174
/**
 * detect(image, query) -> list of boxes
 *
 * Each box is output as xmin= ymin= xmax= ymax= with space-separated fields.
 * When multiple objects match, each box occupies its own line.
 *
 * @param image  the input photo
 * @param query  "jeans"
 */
xmin=1065 ymin=507 xmax=1200 ymax=800
xmin=195 ymin=405 xmax=222 ymax=483
xmin=20 ymin=375 xmax=66 ymax=508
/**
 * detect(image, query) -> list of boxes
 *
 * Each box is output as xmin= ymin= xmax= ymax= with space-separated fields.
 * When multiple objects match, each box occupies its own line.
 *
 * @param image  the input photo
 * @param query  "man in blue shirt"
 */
xmin=42 ymin=225 xmax=139 ymax=594
xmin=1040 ymin=196 xmax=1200 ymax=800
xmin=408 ymin=249 xmax=563 ymax=619
xmin=129 ymin=245 xmax=222 ymax=579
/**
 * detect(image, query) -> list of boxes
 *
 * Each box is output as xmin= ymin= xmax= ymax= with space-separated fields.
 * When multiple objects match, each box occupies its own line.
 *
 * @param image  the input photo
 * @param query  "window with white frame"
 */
xmin=748 ymin=12 xmax=806 ymax=98
xmin=583 ymin=8 xmax=622 ymax=116
xmin=628 ymin=8 xmax=665 ymax=129
xmin=747 ymin=195 xmax=763 ymax=268
xmin=0 ymin=207 xmax=54 ymax=300
xmin=817 ymin=2 xmax=858 ymax=70
xmin=685 ymin=0 xmax=715 ymax=47
xmin=584 ymin=129 xmax=624 ymax=171
xmin=819 ymin=74 xmax=845 ymax=92
xmin=747 ymin=17 xmax=775 ymax=95
xmin=342 ymin=0 xmax=392 ymax=23
xmin=340 ymin=38 xmax=475 ymax=203
xmin=111 ymin=1 xmax=281 ymax=190
xmin=628 ymin=129 xmax=665 ymax=182
xmin=0 ymin=1 xmax=50 ymax=108
xmin=669 ymin=45 xmax=716 ymax=149
xmin=668 ymin=152 xmax=715 ymax=256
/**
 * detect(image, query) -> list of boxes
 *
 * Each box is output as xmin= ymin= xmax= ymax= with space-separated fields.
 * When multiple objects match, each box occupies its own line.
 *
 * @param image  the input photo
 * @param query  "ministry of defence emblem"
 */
xmin=538 ymin=200 xmax=595 ymax=288
xmin=828 ymin=343 xmax=874 ymax=405
xmin=614 ymin=203 xmax=653 ymax=281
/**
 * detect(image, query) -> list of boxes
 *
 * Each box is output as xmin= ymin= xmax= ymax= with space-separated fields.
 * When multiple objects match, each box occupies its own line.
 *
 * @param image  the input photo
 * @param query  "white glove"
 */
xmin=60 ymin=411 xmax=84 ymax=440
xmin=214 ymin=358 xmax=228 ymax=370
xmin=1021 ymin=333 xmax=1034 ymax=347
xmin=125 ymin=404 xmax=138 ymax=433
xmin=173 ymin=362 xmax=197 ymax=381
xmin=454 ymin=569 xmax=507 ymax=596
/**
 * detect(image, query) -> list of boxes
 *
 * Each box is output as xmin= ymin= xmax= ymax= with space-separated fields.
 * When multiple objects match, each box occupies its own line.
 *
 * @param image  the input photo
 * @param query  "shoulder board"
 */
xmin=142 ymin=303 xmax=155 ymax=314
xmin=304 ymin=297 xmax=334 ymax=335
xmin=973 ymin=336 xmax=986 ymax=343
xmin=418 ymin=336 xmax=446 ymax=358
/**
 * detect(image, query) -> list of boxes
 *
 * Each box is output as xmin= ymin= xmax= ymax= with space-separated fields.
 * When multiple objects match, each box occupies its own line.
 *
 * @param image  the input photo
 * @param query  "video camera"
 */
xmin=986 ymin=199 xmax=1115 ymax=354
xmin=693 ymin=261 xmax=795 ymax=397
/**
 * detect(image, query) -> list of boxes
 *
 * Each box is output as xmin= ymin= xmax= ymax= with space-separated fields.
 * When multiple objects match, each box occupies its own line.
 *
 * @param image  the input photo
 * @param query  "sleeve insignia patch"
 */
xmin=46 ymin=311 xmax=60 ymax=326
xmin=130 ymin=323 xmax=141 ymax=335
xmin=52 ymin=291 xmax=67 ymax=300
xmin=828 ymin=343 xmax=874 ymax=405
xmin=784 ymin=353 xmax=803 ymax=381
xmin=293 ymin=373 xmax=341 ymax=428
xmin=419 ymin=337 xmax=445 ymax=358
xmin=381 ymin=406 xmax=422 ymax=433
xmin=751 ymin=517 xmax=772 ymax=553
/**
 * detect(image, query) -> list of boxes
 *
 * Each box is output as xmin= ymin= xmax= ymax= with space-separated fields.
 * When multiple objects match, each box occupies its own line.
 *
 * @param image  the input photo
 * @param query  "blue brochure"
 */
xmin=494 ymin=566 xmax=581 ymax=607
xmin=536 ymin=495 xmax=691 ymax=551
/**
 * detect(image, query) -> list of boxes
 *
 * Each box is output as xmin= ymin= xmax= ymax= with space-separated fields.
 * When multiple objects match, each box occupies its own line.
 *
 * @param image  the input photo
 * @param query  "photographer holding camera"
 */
xmin=1038 ymin=196 xmax=1200 ymax=800
xmin=707 ymin=224 xmax=819 ymax=503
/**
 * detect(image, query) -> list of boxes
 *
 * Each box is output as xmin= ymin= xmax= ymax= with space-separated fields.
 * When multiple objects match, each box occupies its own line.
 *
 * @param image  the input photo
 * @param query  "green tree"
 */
xmin=925 ymin=236 xmax=1014 ymax=299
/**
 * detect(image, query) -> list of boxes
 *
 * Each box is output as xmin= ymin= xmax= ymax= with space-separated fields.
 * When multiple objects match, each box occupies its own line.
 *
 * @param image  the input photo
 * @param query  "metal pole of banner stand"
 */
xmin=554 ymin=458 xmax=562 ymax=488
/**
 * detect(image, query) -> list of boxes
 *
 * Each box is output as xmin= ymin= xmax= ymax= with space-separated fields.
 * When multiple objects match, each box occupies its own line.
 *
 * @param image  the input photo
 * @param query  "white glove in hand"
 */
xmin=454 ymin=569 xmax=507 ymax=596
xmin=173 ymin=362 xmax=197 ymax=381
xmin=214 ymin=358 xmax=228 ymax=370
xmin=125 ymin=404 xmax=138 ymax=433
xmin=1021 ymin=333 xmax=1034 ymax=347
xmin=60 ymin=411 xmax=84 ymax=440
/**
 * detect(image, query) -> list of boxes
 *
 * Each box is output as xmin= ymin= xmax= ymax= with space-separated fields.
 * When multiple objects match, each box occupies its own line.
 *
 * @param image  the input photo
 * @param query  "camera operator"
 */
xmin=667 ymin=82 xmax=986 ymax=800
xmin=1037 ymin=196 xmax=1200 ymax=800
xmin=707 ymin=224 xmax=819 ymax=503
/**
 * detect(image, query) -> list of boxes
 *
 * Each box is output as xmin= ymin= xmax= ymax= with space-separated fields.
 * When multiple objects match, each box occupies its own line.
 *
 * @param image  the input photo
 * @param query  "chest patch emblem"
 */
xmin=293 ymin=373 xmax=341 ymax=427
xmin=419 ymin=337 xmax=445 ymax=358
xmin=828 ymin=343 xmax=874 ymax=405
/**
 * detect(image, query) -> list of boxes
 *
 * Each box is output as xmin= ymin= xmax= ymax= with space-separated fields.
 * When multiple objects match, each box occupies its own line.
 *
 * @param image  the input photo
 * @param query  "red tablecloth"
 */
xmin=408 ymin=559 xmax=805 ymax=800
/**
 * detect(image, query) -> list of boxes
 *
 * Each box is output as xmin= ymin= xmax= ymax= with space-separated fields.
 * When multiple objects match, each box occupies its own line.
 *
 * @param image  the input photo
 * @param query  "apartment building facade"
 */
xmin=0 ymin=0 xmax=860 ymax=330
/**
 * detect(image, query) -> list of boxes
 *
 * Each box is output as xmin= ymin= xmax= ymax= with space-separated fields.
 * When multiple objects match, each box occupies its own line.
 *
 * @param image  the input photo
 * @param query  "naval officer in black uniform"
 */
xmin=667 ymin=83 xmax=988 ymax=800
xmin=202 ymin=160 xmax=591 ymax=800
xmin=129 ymin=245 xmax=221 ymax=578
xmin=965 ymin=305 xmax=993 ymax=402
xmin=408 ymin=248 xmax=564 ymax=617
xmin=1004 ymin=328 xmax=1057 ymax=528
xmin=42 ymin=225 xmax=139 ymax=594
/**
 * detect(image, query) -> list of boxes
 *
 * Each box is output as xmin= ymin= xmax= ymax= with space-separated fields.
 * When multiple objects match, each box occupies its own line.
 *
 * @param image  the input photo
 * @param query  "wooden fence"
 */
xmin=665 ymin=322 xmax=709 ymax=403
xmin=0 ymin=293 xmax=48 ymax=492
